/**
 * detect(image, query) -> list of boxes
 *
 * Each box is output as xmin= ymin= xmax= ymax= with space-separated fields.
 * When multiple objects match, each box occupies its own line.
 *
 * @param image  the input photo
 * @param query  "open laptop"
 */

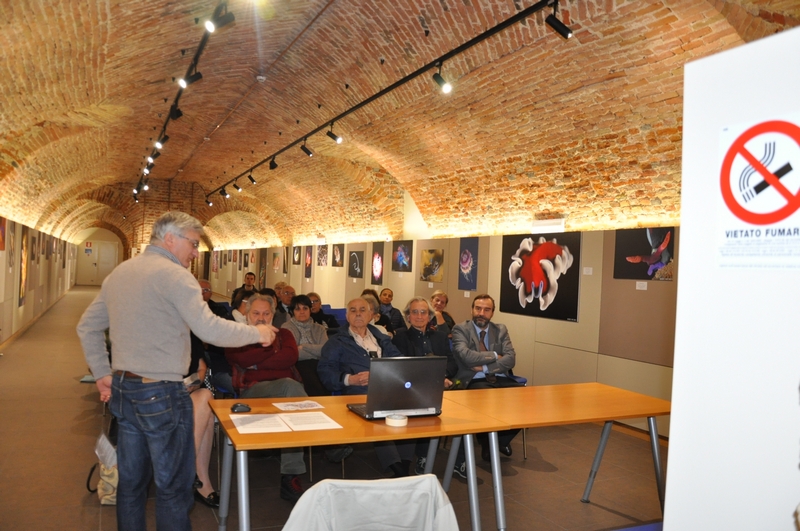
xmin=347 ymin=356 xmax=447 ymax=420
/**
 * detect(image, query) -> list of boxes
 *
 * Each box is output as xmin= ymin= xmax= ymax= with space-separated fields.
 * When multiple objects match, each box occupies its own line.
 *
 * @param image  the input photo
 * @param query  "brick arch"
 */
xmin=85 ymin=221 xmax=132 ymax=261
xmin=711 ymin=0 xmax=799 ymax=42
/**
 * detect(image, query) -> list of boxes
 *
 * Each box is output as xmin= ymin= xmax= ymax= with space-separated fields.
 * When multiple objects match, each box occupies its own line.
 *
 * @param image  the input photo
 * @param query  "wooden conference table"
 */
xmin=210 ymin=383 xmax=671 ymax=531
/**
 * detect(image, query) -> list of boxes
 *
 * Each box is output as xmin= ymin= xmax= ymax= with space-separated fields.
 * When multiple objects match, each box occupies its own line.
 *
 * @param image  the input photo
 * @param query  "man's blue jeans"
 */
xmin=111 ymin=374 xmax=195 ymax=531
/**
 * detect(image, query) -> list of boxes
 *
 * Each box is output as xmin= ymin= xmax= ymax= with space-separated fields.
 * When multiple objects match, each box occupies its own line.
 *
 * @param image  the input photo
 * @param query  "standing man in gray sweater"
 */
xmin=77 ymin=211 xmax=277 ymax=531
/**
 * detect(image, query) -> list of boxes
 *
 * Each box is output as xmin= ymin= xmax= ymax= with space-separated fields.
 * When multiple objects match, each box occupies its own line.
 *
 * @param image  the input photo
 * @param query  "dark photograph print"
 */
xmin=499 ymin=232 xmax=581 ymax=322
xmin=391 ymin=240 xmax=413 ymax=272
xmin=348 ymin=250 xmax=364 ymax=278
xmin=613 ymin=227 xmax=675 ymax=281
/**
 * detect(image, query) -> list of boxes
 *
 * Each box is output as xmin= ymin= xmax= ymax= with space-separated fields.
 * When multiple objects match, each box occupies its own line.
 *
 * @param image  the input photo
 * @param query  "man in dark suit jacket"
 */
xmin=451 ymin=294 xmax=522 ymax=478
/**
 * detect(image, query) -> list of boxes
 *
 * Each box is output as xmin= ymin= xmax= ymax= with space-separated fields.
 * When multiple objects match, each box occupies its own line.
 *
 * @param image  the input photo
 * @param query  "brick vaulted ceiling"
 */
xmin=0 ymin=0 xmax=797 ymax=250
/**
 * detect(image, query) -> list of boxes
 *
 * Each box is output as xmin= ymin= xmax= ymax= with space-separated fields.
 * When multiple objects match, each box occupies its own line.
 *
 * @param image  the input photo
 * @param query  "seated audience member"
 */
xmin=318 ymin=298 xmax=413 ymax=477
xmin=392 ymin=296 xmax=458 ymax=474
xmin=200 ymin=279 xmax=229 ymax=318
xmin=231 ymin=290 xmax=255 ymax=323
xmin=361 ymin=294 xmax=390 ymax=336
xmin=188 ymin=332 xmax=219 ymax=507
xmin=231 ymin=272 xmax=257 ymax=305
xmin=430 ymin=290 xmax=456 ymax=335
xmin=361 ymin=289 xmax=393 ymax=334
xmin=196 ymin=279 xmax=236 ymax=395
xmin=225 ymin=293 xmax=307 ymax=502
xmin=308 ymin=292 xmax=340 ymax=329
xmin=277 ymin=285 xmax=296 ymax=314
xmin=282 ymin=294 xmax=329 ymax=396
xmin=260 ymin=288 xmax=287 ymax=327
xmin=451 ymin=294 xmax=522 ymax=478
xmin=380 ymin=288 xmax=407 ymax=332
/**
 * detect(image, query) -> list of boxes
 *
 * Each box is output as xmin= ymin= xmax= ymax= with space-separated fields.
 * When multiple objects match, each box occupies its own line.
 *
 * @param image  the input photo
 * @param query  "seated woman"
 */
xmin=307 ymin=292 xmax=340 ymax=330
xmin=281 ymin=294 xmax=329 ymax=397
xmin=430 ymin=290 xmax=456 ymax=335
xmin=360 ymin=293 xmax=390 ymax=336
xmin=188 ymin=333 xmax=219 ymax=507
xmin=361 ymin=289 xmax=393 ymax=334
xmin=317 ymin=297 xmax=413 ymax=477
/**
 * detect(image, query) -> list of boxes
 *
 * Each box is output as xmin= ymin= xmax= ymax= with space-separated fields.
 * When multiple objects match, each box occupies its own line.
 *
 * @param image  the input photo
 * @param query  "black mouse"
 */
xmin=230 ymin=402 xmax=251 ymax=413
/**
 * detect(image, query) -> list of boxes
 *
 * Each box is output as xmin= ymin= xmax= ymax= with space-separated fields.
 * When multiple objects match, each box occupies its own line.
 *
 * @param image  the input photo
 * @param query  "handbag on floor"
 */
xmin=86 ymin=416 xmax=118 ymax=505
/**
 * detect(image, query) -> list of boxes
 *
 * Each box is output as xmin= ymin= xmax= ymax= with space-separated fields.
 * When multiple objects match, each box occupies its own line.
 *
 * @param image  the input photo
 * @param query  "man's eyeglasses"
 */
xmin=201 ymin=288 xmax=212 ymax=293
xmin=409 ymin=309 xmax=429 ymax=315
xmin=178 ymin=234 xmax=200 ymax=249
xmin=310 ymin=300 xmax=321 ymax=304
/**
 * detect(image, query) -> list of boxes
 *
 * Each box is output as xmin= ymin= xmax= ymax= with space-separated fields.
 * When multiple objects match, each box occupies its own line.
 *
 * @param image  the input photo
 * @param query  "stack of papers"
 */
xmin=231 ymin=411 xmax=342 ymax=434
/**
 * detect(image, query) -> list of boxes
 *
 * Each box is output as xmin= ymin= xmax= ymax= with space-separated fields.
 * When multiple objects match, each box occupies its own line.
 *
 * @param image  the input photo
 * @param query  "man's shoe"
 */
xmin=415 ymin=456 xmax=427 ymax=475
xmin=481 ymin=445 xmax=490 ymax=462
xmin=325 ymin=445 xmax=353 ymax=463
xmin=500 ymin=445 xmax=513 ymax=457
xmin=280 ymin=474 xmax=305 ymax=503
xmin=453 ymin=460 xmax=467 ymax=479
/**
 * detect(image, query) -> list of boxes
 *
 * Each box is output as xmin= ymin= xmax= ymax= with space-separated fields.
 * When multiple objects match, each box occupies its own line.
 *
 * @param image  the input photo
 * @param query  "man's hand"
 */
xmin=351 ymin=371 xmax=369 ymax=387
xmin=95 ymin=375 xmax=112 ymax=403
xmin=472 ymin=366 xmax=482 ymax=372
xmin=255 ymin=324 xmax=279 ymax=346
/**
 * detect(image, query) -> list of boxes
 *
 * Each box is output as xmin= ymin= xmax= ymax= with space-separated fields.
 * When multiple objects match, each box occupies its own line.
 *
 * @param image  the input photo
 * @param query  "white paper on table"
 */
xmin=272 ymin=400 xmax=324 ymax=411
xmin=278 ymin=412 xmax=343 ymax=431
xmin=231 ymin=414 xmax=292 ymax=434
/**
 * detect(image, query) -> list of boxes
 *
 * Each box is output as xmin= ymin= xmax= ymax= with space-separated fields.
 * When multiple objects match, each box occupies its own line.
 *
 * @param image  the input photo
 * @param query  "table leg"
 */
xmin=581 ymin=420 xmax=613 ymax=503
xmin=442 ymin=435 xmax=462 ymax=492
xmin=463 ymin=433 xmax=481 ymax=531
xmin=236 ymin=449 xmax=250 ymax=531
xmin=217 ymin=434 xmax=234 ymax=531
xmin=425 ymin=437 xmax=439 ymax=474
xmin=488 ymin=431 xmax=507 ymax=531
xmin=647 ymin=416 xmax=665 ymax=514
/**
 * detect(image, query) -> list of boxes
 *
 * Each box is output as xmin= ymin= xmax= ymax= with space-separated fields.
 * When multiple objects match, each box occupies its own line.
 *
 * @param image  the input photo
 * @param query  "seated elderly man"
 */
xmin=225 ymin=293 xmax=308 ymax=503
xmin=318 ymin=297 xmax=413 ymax=477
xmin=307 ymin=292 xmax=340 ymax=330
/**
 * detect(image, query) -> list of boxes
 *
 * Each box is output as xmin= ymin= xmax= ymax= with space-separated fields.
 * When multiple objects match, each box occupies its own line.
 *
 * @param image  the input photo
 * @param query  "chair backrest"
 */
xmin=282 ymin=474 xmax=459 ymax=531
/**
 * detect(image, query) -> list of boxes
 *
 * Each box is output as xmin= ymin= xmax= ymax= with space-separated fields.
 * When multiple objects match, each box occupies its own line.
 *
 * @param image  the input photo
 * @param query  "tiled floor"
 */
xmin=0 ymin=287 xmax=667 ymax=530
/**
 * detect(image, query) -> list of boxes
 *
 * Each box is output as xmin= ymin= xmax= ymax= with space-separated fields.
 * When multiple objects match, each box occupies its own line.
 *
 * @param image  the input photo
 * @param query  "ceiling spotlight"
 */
xmin=300 ymin=139 xmax=313 ymax=157
xmin=178 ymin=71 xmax=203 ymax=89
xmin=143 ymin=180 xmax=149 ymax=191
xmin=432 ymin=72 xmax=452 ymax=94
xmin=269 ymin=158 xmax=278 ymax=170
xmin=206 ymin=198 xmax=213 ymax=206
xmin=122 ymin=215 xmax=126 ymax=220
xmin=248 ymin=173 xmax=257 ymax=184
xmin=133 ymin=185 xmax=139 ymax=194
xmin=220 ymin=187 xmax=230 ymax=198
xmin=326 ymin=130 xmax=343 ymax=144
xmin=155 ymin=135 xmax=169 ymax=149
xmin=147 ymin=152 xmax=161 ymax=164
xmin=142 ymin=167 xmax=150 ymax=175
xmin=169 ymin=104 xmax=183 ymax=120
xmin=205 ymin=11 xmax=235 ymax=33
xmin=134 ymin=194 xmax=139 ymax=203
xmin=233 ymin=181 xmax=242 ymax=192
xmin=545 ymin=3 xmax=573 ymax=40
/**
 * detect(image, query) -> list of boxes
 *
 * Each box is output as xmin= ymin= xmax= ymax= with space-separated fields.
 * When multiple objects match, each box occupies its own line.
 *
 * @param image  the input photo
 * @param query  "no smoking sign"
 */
xmin=720 ymin=120 xmax=800 ymax=225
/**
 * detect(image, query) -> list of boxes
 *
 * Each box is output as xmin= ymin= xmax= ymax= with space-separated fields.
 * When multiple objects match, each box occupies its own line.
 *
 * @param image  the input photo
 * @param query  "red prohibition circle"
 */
xmin=720 ymin=120 xmax=800 ymax=225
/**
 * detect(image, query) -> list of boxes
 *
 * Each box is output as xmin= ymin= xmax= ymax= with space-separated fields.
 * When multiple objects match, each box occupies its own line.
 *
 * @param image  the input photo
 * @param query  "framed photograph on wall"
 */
xmin=283 ymin=247 xmax=289 ymax=274
xmin=292 ymin=246 xmax=301 ymax=265
xmin=390 ymin=240 xmax=413 ymax=272
xmin=348 ymin=250 xmax=364 ymax=278
xmin=317 ymin=245 xmax=328 ymax=267
xmin=458 ymin=237 xmax=479 ymax=291
xmin=371 ymin=242 xmax=383 ymax=285
xmin=613 ymin=227 xmax=675 ymax=281
xmin=331 ymin=244 xmax=344 ymax=267
xmin=304 ymin=246 xmax=313 ymax=278
xmin=419 ymin=249 xmax=444 ymax=282
xmin=499 ymin=232 xmax=582 ymax=322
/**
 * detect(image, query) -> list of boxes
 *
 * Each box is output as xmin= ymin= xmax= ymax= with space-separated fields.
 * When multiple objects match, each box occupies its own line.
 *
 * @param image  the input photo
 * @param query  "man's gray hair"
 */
xmin=150 ymin=211 xmax=204 ymax=244
xmin=403 ymin=296 xmax=434 ymax=317
xmin=361 ymin=294 xmax=380 ymax=314
xmin=245 ymin=293 xmax=275 ymax=314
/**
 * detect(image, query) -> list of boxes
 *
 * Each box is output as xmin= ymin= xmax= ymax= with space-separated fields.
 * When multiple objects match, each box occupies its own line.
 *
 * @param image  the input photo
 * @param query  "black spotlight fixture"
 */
xmin=169 ymin=104 xmax=183 ymax=120
xmin=546 ymin=2 xmax=573 ymax=39
xmin=133 ymin=182 xmax=140 ymax=194
xmin=220 ymin=187 xmax=230 ymax=198
xmin=269 ymin=158 xmax=278 ymax=170
xmin=233 ymin=181 xmax=242 ymax=192
xmin=134 ymin=194 xmax=139 ymax=203
xmin=178 ymin=71 xmax=203 ymax=89
xmin=206 ymin=197 xmax=213 ymax=206
xmin=155 ymin=135 xmax=169 ymax=149
xmin=143 ymin=180 xmax=150 ymax=191
xmin=300 ymin=139 xmax=313 ymax=157
xmin=326 ymin=123 xmax=342 ymax=144
xmin=248 ymin=173 xmax=257 ymax=184
xmin=147 ymin=152 xmax=161 ymax=164
xmin=143 ymin=163 xmax=154 ymax=175
xmin=205 ymin=7 xmax=235 ymax=33
xmin=432 ymin=64 xmax=452 ymax=94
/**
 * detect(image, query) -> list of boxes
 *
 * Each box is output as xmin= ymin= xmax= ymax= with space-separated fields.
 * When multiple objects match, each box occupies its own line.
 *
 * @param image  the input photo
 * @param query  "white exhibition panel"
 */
xmin=667 ymin=27 xmax=800 ymax=529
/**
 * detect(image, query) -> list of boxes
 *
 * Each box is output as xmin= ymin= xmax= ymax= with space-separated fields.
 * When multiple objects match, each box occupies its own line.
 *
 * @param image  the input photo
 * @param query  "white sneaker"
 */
xmin=415 ymin=457 xmax=426 ymax=475
xmin=453 ymin=460 xmax=467 ymax=479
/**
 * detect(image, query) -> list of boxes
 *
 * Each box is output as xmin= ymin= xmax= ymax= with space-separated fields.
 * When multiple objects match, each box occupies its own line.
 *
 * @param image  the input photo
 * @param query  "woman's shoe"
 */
xmin=194 ymin=490 xmax=220 ymax=508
